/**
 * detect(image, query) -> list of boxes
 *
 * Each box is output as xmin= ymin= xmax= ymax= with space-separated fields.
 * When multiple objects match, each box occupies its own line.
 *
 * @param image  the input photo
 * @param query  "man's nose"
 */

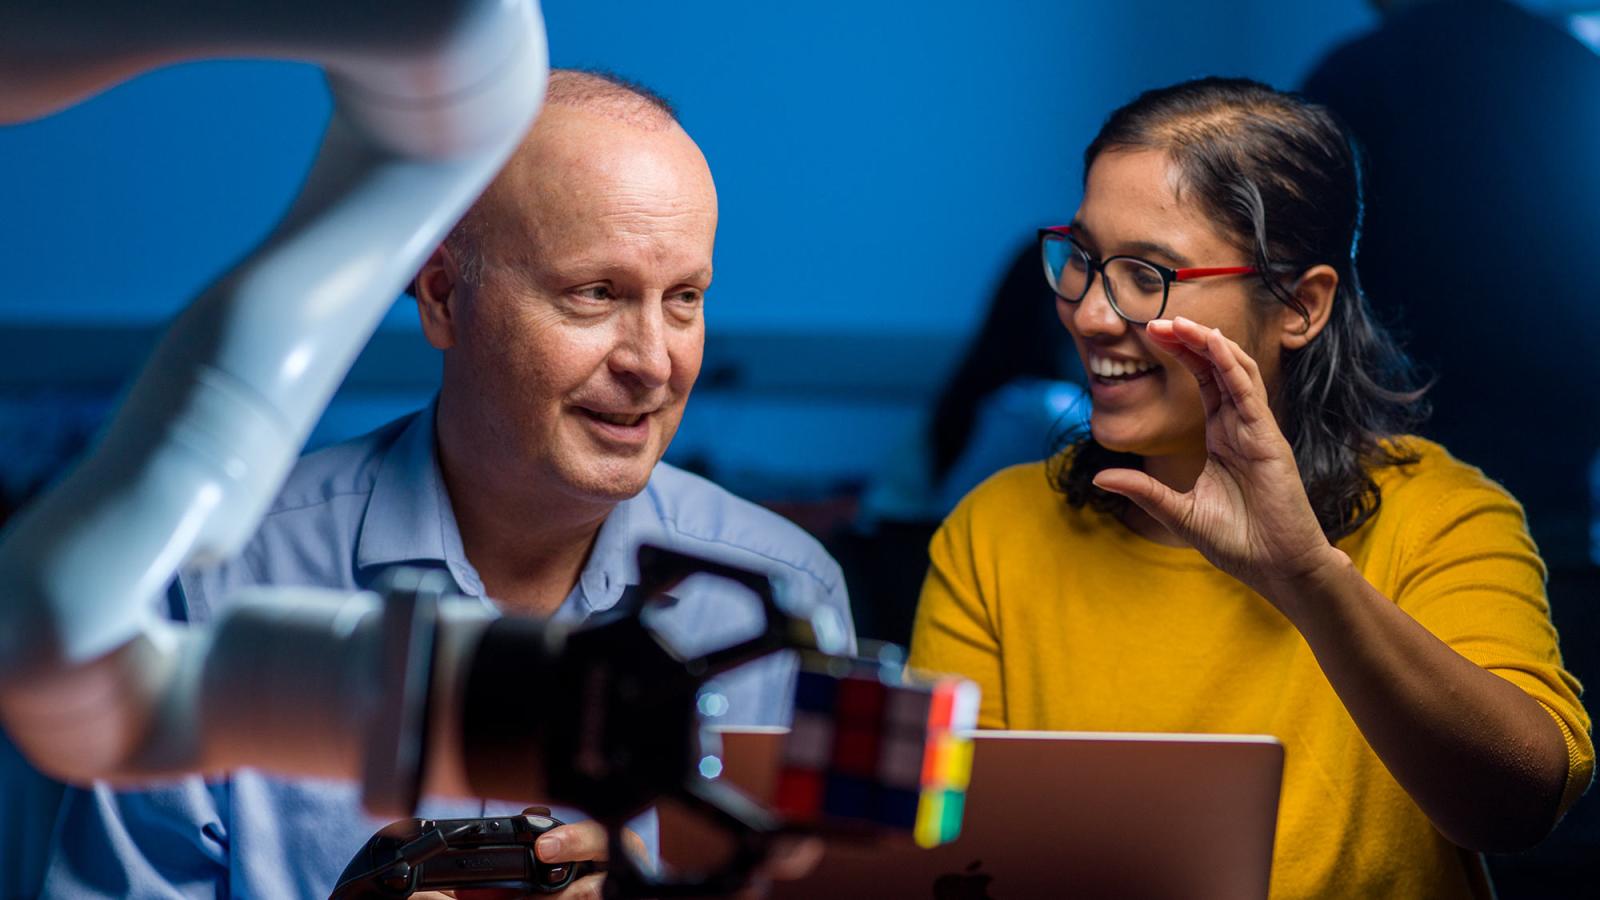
xmin=1072 ymin=274 xmax=1127 ymax=337
xmin=610 ymin=300 xmax=673 ymax=389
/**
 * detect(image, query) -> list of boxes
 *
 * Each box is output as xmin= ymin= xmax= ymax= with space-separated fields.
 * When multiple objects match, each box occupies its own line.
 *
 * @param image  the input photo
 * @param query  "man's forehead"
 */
xmin=485 ymin=106 xmax=710 ymax=212
xmin=459 ymin=109 xmax=715 ymax=275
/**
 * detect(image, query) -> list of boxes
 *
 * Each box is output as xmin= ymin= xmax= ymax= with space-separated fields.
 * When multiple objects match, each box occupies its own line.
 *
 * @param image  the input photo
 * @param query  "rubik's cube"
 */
xmin=774 ymin=666 xmax=979 ymax=848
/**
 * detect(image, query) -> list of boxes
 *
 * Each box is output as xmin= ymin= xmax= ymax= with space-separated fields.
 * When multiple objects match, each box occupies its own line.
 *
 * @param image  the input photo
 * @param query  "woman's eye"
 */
xmin=1133 ymin=272 xmax=1164 ymax=293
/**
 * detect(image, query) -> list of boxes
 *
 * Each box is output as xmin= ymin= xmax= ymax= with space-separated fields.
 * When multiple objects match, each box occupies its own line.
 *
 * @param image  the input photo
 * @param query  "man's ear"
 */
xmin=1280 ymin=264 xmax=1338 ymax=351
xmin=414 ymin=245 xmax=463 ymax=351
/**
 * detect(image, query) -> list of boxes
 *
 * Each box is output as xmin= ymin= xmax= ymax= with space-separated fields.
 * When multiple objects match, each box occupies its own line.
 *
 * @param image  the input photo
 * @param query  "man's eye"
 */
xmin=670 ymin=290 xmax=704 ymax=305
xmin=573 ymin=285 xmax=613 ymax=301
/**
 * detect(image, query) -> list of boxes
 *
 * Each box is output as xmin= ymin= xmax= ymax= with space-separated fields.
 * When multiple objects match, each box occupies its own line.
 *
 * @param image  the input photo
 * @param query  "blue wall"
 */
xmin=0 ymin=0 xmax=1373 ymax=332
xmin=0 ymin=0 xmax=1376 ymax=495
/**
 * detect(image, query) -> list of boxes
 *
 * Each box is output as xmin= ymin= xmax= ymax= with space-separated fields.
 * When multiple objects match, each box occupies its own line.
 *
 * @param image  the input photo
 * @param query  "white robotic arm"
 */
xmin=0 ymin=9 xmax=900 ymax=896
xmin=0 ymin=0 xmax=546 ymax=793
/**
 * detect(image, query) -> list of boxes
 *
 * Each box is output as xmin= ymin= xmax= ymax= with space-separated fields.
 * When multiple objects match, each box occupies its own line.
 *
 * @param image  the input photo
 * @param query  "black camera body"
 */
xmin=330 ymin=811 xmax=581 ymax=898
xmin=342 ymin=545 xmax=851 ymax=898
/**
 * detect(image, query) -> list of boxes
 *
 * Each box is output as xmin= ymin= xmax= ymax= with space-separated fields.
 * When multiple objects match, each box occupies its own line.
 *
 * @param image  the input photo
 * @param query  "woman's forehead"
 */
xmin=1077 ymin=148 xmax=1234 ymax=261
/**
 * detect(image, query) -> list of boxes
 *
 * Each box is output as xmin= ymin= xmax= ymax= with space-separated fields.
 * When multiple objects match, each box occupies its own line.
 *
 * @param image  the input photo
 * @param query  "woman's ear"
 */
xmin=1280 ymin=264 xmax=1338 ymax=350
xmin=413 ymin=245 xmax=464 ymax=351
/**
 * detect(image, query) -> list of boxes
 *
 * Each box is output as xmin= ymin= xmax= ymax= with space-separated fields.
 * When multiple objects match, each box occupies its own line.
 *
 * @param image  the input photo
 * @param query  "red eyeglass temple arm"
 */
xmin=1043 ymin=227 xmax=1256 ymax=280
xmin=1174 ymin=265 xmax=1256 ymax=280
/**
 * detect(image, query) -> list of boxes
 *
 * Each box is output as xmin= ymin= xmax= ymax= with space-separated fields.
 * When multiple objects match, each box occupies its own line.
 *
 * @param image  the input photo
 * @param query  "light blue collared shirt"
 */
xmin=27 ymin=404 xmax=853 ymax=899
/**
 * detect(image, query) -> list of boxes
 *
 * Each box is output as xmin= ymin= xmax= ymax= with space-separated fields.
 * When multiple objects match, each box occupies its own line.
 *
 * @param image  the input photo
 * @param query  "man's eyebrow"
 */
xmin=543 ymin=262 xmax=714 ymax=288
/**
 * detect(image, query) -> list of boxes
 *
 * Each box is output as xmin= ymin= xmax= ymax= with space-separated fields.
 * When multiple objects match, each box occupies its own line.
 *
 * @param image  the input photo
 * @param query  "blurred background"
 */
xmin=0 ymin=0 xmax=1382 ymax=512
xmin=3 ymin=1 xmax=1600 ymax=894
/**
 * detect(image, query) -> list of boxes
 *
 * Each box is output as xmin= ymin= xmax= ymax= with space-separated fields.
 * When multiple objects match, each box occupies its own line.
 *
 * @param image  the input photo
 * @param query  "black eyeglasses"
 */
xmin=1038 ymin=225 xmax=1257 ymax=325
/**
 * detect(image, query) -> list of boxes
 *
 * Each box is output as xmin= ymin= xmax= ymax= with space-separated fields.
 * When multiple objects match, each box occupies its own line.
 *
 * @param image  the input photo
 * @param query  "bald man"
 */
xmin=34 ymin=71 xmax=854 ymax=899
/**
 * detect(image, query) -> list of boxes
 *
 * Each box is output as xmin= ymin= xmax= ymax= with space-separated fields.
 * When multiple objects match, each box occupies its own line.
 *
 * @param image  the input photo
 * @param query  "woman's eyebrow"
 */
xmin=1121 ymin=239 xmax=1191 ymax=268
xmin=1070 ymin=222 xmax=1192 ymax=267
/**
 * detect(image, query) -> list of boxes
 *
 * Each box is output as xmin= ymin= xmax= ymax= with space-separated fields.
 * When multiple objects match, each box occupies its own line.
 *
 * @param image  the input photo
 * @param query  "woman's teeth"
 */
xmin=1088 ymin=356 xmax=1157 ymax=379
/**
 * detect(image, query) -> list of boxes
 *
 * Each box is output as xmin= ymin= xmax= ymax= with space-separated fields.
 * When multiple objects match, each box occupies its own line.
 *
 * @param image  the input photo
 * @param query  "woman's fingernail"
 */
xmin=537 ymin=834 xmax=563 ymax=859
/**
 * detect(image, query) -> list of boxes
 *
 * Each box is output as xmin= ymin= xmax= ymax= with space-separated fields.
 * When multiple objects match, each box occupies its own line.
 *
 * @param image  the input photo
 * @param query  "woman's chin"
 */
xmin=1090 ymin=418 xmax=1200 ymax=459
xmin=1089 ymin=418 xmax=1151 ymax=456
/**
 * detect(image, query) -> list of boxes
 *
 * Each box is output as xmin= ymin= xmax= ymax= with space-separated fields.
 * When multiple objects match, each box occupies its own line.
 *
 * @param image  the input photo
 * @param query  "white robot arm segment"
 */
xmin=1 ymin=0 xmax=542 ymax=160
xmin=0 ymin=11 xmax=890 ymax=897
xmin=0 ymin=0 xmax=546 ymax=790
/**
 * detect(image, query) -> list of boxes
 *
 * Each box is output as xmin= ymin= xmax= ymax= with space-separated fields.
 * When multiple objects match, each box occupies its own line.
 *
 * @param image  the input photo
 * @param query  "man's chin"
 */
xmin=563 ymin=461 xmax=657 ymax=506
xmin=553 ymin=425 xmax=675 ymax=504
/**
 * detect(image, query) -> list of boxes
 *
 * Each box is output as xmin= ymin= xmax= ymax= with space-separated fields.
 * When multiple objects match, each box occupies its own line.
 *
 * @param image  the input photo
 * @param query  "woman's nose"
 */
xmin=1071 ymin=273 xmax=1127 ymax=336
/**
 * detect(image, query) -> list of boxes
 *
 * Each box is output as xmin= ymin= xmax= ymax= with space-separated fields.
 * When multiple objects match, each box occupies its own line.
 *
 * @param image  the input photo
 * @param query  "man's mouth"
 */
xmin=1086 ymin=353 xmax=1159 ymax=384
xmin=578 ymin=408 xmax=649 ymax=427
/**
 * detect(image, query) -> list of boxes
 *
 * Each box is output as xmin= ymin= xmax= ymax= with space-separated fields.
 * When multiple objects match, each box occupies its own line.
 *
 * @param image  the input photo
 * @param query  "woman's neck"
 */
xmin=1118 ymin=450 xmax=1207 ymax=547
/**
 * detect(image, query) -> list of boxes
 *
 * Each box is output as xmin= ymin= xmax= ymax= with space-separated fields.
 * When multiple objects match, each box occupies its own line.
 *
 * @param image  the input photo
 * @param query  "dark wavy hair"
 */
xmin=1053 ymin=77 xmax=1428 ymax=541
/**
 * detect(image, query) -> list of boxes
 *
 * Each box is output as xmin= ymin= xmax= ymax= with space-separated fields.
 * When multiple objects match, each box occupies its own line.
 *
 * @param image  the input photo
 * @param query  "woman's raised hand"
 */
xmin=1091 ymin=316 xmax=1340 ymax=605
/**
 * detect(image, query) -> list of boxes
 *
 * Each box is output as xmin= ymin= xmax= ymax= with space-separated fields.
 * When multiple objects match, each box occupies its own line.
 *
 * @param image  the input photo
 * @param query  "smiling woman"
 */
xmin=909 ymin=77 xmax=1594 ymax=899
xmin=1050 ymin=81 xmax=1427 ymax=542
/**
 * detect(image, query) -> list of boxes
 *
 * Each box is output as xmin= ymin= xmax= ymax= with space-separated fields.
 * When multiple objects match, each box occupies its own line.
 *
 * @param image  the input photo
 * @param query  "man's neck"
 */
xmin=433 ymin=428 xmax=615 ymax=619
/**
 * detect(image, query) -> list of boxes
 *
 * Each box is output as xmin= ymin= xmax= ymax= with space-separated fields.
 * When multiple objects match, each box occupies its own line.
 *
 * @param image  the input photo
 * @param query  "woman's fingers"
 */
xmin=1092 ymin=467 xmax=1189 ymax=535
xmin=1154 ymin=318 xmax=1273 ymax=425
xmin=1144 ymin=319 xmax=1222 ymax=414
xmin=1199 ymin=323 xmax=1275 ymax=426
xmin=1144 ymin=318 xmax=1209 ymax=376
xmin=1201 ymin=326 xmax=1258 ymax=412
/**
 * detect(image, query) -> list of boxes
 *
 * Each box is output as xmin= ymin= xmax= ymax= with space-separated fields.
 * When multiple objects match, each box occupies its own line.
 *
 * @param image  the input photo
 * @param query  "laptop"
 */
xmin=662 ymin=727 xmax=1283 ymax=899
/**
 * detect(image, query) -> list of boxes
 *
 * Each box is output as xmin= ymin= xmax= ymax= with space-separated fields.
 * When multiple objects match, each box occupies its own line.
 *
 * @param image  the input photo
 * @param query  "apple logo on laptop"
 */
xmin=933 ymin=860 xmax=993 ymax=900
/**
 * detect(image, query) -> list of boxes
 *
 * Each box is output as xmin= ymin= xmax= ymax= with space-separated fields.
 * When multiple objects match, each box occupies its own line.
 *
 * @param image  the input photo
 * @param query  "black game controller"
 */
xmin=330 ymin=810 xmax=585 ymax=898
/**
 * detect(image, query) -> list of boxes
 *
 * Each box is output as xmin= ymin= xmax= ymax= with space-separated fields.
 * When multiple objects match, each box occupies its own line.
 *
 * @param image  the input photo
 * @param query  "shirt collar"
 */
xmin=355 ymin=400 xmax=483 ymax=596
xmin=569 ymin=488 xmax=642 ymax=618
xmin=355 ymin=399 xmax=654 ymax=619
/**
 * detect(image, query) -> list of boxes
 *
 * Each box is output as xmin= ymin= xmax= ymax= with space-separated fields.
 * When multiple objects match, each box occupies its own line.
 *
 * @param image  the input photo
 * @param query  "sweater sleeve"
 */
xmin=908 ymin=491 xmax=1007 ymax=729
xmin=1390 ymin=471 xmax=1594 ymax=816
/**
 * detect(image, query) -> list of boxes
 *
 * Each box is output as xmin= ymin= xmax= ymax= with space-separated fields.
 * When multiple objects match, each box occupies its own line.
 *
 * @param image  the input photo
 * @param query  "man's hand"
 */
xmin=415 ymin=817 xmax=821 ymax=899
xmin=413 ymin=812 xmax=646 ymax=900
xmin=732 ymin=836 xmax=826 ymax=899
xmin=524 ymin=818 xmax=646 ymax=900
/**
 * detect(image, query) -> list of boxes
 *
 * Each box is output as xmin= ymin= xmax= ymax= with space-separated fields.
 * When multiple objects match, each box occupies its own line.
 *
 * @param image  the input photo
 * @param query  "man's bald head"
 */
xmin=443 ymin=70 xmax=688 ymax=283
xmin=413 ymin=69 xmax=716 ymax=520
xmin=544 ymin=69 xmax=677 ymax=129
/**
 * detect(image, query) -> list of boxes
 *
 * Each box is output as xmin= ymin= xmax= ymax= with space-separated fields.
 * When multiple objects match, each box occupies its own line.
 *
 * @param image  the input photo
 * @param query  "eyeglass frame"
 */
xmin=1038 ymin=225 xmax=1259 ymax=325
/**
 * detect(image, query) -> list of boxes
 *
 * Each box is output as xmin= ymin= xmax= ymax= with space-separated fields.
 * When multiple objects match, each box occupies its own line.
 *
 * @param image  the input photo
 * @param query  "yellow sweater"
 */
xmin=908 ymin=439 xmax=1593 ymax=899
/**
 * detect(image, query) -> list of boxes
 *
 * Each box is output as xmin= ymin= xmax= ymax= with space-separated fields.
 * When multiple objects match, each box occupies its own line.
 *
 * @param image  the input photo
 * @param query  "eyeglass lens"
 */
xmin=1042 ymin=233 xmax=1168 ymax=323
